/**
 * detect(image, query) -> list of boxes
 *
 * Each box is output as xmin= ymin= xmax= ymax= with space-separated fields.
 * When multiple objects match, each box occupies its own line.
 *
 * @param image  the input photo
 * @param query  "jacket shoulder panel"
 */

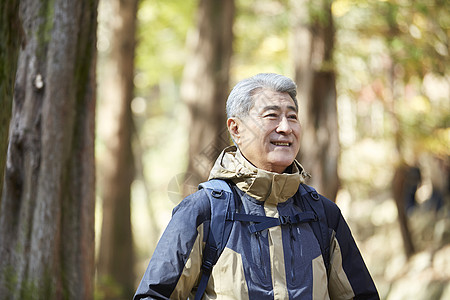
xmin=133 ymin=189 xmax=212 ymax=299
xmin=319 ymin=194 xmax=341 ymax=231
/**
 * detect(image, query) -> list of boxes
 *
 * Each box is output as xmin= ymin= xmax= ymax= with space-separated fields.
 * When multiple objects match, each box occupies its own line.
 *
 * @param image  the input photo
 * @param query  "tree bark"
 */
xmin=0 ymin=0 xmax=98 ymax=299
xmin=291 ymin=0 xmax=340 ymax=200
xmin=97 ymin=0 xmax=138 ymax=298
xmin=0 ymin=0 xmax=22 ymax=199
xmin=180 ymin=0 xmax=235 ymax=192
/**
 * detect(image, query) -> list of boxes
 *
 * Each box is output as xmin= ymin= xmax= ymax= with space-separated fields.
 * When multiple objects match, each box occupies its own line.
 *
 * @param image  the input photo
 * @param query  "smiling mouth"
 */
xmin=271 ymin=142 xmax=291 ymax=146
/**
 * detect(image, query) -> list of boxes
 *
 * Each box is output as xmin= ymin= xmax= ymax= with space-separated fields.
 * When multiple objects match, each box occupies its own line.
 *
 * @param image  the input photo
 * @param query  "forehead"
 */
xmin=251 ymin=89 xmax=297 ymax=112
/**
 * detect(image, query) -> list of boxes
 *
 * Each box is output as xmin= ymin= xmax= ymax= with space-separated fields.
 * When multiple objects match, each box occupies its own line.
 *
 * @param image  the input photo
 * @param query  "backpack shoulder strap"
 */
xmin=299 ymin=184 xmax=331 ymax=275
xmin=195 ymin=179 xmax=234 ymax=300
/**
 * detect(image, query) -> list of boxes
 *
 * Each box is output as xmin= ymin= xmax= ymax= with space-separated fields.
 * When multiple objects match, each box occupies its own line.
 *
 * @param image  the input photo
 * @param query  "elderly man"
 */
xmin=134 ymin=73 xmax=379 ymax=299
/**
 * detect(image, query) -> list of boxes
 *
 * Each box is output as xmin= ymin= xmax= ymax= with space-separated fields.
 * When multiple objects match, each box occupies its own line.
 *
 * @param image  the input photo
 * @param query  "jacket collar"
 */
xmin=209 ymin=146 xmax=309 ymax=205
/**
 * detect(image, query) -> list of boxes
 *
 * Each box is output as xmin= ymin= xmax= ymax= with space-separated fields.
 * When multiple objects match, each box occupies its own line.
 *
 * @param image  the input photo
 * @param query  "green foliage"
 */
xmin=339 ymin=0 xmax=449 ymax=79
xmin=308 ymin=0 xmax=333 ymax=27
xmin=234 ymin=0 xmax=292 ymax=77
xmin=397 ymin=93 xmax=450 ymax=158
xmin=94 ymin=275 xmax=125 ymax=300
xmin=2 ymin=264 xmax=54 ymax=300
xmin=334 ymin=0 xmax=449 ymax=160
xmin=135 ymin=0 xmax=196 ymax=88
xmin=2 ymin=265 xmax=17 ymax=297
xmin=136 ymin=0 xmax=294 ymax=87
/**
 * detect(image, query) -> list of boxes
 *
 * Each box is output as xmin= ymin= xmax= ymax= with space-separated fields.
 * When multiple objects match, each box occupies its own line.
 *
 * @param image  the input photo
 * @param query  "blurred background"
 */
xmin=95 ymin=0 xmax=449 ymax=299
xmin=2 ymin=0 xmax=448 ymax=299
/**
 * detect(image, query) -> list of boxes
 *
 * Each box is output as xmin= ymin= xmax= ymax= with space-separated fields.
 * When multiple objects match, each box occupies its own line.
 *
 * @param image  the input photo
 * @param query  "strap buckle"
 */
xmin=211 ymin=189 xmax=223 ymax=198
xmin=278 ymin=215 xmax=291 ymax=225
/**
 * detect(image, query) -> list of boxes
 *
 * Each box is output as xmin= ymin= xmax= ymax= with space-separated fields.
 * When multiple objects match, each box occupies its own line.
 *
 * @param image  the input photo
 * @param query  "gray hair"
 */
xmin=226 ymin=73 xmax=298 ymax=119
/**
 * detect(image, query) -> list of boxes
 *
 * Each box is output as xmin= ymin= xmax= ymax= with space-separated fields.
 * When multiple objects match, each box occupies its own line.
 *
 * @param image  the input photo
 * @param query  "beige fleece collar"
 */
xmin=209 ymin=146 xmax=308 ymax=205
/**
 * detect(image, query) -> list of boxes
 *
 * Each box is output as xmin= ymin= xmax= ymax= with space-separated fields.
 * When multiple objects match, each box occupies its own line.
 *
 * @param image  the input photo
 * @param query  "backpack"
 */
xmin=194 ymin=179 xmax=332 ymax=300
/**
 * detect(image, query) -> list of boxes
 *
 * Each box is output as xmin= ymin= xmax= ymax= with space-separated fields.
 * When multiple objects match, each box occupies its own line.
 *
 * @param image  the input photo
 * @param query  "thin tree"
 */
xmin=97 ymin=0 xmax=138 ymax=297
xmin=384 ymin=1 xmax=416 ymax=258
xmin=180 ymin=0 xmax=235 ymax=191
xmin=291 ymin=0 xmax=340 ymax=200
xmin=0 ymin=0 xmax=98 ymax=298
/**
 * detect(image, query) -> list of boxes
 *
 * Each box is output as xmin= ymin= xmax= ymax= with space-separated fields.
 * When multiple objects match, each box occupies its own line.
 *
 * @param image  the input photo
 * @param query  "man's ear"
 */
xmin=227 ymin=118 xmax=240 ymax=144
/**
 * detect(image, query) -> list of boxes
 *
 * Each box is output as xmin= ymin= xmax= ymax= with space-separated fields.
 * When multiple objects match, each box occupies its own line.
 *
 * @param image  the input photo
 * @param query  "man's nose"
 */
xmin=276 ymin=116 xmax=292 ymax=134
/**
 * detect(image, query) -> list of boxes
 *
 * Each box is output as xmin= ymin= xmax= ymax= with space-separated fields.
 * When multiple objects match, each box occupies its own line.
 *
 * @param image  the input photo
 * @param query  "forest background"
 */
xmin=1 ymin=0 xmax=449 ymax=299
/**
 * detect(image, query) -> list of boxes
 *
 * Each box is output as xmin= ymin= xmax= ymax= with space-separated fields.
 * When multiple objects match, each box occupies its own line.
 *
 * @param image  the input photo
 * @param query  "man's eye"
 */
xmin=288 ymin=114 xmax=298 ymax=120
xmin=264 ymin=113 xmax=278 ymax=118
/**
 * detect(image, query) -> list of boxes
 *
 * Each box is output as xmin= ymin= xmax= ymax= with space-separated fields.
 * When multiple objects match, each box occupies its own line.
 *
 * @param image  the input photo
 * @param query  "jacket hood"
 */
xmin=208 ymin=146 xmax=310 ymax=205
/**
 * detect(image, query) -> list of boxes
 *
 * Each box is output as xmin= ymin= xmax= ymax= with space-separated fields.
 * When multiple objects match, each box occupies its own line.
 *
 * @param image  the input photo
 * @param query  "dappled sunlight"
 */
xmin=3 ymin=0 xmax=449 ymax=298
xmin=101 ymin=0 xmax=450 ymax=298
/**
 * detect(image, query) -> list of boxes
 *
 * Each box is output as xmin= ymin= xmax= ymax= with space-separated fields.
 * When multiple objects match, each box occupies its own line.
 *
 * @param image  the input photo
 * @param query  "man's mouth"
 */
xmin=271 ymin=142 xmax=291 ymax=146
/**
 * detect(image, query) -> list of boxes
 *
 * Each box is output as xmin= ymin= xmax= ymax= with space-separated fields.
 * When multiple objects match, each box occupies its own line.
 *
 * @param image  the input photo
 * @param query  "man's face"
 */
xmin=227 ymin=89 xmax=301 ymax=173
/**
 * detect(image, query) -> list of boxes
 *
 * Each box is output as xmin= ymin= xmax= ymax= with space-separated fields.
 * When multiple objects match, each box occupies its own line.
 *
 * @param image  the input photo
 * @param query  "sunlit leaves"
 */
xmin=233 ymin=0 xmax=292 ymax=78
xmin=334 ymin=0 xmax=449 ymax=155
xmin=135 ymin=0 xmax=196 ymax=88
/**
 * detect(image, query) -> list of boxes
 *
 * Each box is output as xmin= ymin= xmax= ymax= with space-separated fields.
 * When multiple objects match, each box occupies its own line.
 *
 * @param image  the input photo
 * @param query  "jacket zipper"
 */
xmin=255 ymin=231 xmax=267 ymax=279
xmin=289 ymin=224 xmax=296 ymax=281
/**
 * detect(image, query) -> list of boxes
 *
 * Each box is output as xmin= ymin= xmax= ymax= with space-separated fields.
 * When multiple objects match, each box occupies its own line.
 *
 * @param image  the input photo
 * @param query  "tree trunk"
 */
xmin=0 ymin=0 xmax=22 ymax=198
xmin=0 ymin=0 xmax=98 ymax=299
xmin=97 ymin=0 xmax=138 ymax=298
xmin=392 ymin=164 xmax=417 ymax=258
xmin=384 ymin=1 xmax=416 ymax=259
xmin=291 ymin=0 xmax=340 ymax=200
xmin=180 ymin=0 xmax=234 ymax=192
